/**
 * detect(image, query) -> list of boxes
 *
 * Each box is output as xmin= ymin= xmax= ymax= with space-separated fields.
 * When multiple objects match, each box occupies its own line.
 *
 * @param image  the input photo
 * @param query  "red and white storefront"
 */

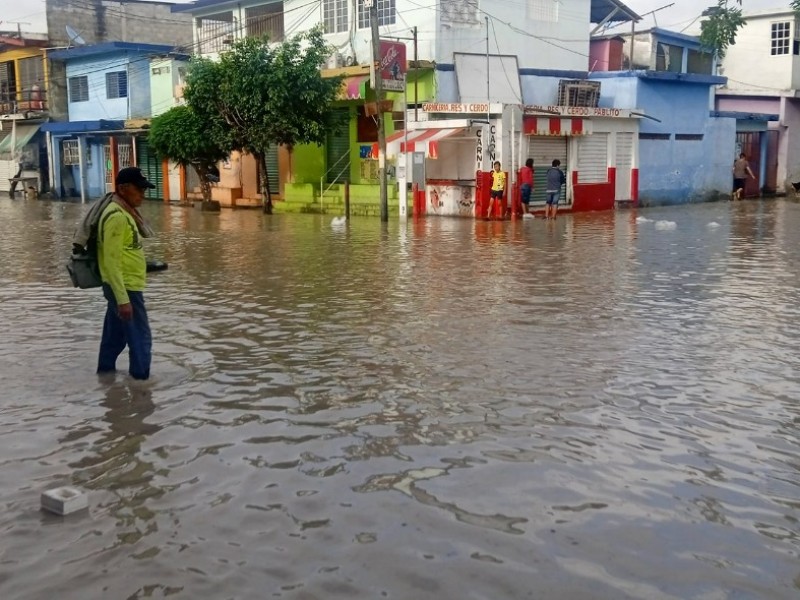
xmin=388 ymin=103 xmax=641 ymax=217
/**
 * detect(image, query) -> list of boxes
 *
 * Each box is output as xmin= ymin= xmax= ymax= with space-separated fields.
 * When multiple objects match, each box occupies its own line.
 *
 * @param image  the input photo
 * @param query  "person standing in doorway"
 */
xmin=545 ymin=159 xmax=566 ymax=220
xmin=488 ymin=161 xmax=506 ymax=219
xmin=520 ymin=158 xmax=534 ymax=215
xmin=732 ymin=153 xmax=755 ymax=200
xmin=97 ymin=167 xmax=156 ymax=380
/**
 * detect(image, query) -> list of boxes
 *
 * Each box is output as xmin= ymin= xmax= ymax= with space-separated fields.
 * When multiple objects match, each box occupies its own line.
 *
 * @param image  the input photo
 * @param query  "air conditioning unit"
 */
xmin=326 ymin=52 xmax=340 ymax=69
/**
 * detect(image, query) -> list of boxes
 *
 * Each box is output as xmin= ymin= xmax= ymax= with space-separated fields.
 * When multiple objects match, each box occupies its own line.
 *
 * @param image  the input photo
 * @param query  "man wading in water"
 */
xmin=96 ymin=167 xmax=155 ymax=380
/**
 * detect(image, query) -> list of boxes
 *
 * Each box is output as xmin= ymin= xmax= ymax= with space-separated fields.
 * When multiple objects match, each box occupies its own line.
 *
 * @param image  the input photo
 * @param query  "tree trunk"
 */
xmin=256 ymin=150 xmax=273 ymax=214
xmin=194 ymin=165 xmax=212 ymax=204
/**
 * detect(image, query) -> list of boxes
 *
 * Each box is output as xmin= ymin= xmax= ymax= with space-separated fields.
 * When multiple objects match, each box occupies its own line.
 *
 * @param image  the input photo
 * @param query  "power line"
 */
xmin=490 ymin=19 xmax=522 ymax=103
xmin=39 ymin=0 xmax=323 ymax=96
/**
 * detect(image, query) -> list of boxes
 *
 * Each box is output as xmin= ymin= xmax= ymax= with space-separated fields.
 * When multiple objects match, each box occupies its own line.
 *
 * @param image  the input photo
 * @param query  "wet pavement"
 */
xmin=0 ymin=198 xmax=798 ymax=599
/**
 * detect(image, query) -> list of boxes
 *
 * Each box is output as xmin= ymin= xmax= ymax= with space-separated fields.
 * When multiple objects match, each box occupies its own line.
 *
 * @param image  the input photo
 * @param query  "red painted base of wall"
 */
xmin=571 ymin=168 xmax=616 ymax=212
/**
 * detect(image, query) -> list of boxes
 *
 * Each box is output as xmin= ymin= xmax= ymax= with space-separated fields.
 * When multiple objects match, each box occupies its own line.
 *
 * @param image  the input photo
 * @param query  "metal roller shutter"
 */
xmin=577 ymin=133 xmax=608 ymax=183
xmin=326 ymin=108 xmax=350 ymax=184
xmin=526 ymin=136 xmax=568 ymax=204
xmin=615 ymin=132 xmax=634 ymax=200
xmin=0 ymin=159 xmax=13 ymax=192
xmin=265 ymin=146 xmax=279 ymax=194
xmin=135 ymin=138 xmax=164 ymax=200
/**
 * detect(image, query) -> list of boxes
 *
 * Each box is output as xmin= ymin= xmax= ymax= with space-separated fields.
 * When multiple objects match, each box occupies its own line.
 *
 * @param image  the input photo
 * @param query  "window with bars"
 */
xmin=441 ymin=0 xmax=479 ymax=26
xmin=528 ymin=0 xmax=559 ymax=22
xmin=771 ymin=21 xmax=791 ymax=55
xmin=357 ymin=0 xmax=396 ymax=29
xmin=106 ymin=71 xmax=128 ymax=99
xmin=62 ymin=140 xmax=92 ymax=166
xmin=68 ymin=76 xmax=89 ymax=103
xmin=323 ymin=0 xmax=348 ymax=33
xmin=18 ymin=56 xmax=44 ymax=95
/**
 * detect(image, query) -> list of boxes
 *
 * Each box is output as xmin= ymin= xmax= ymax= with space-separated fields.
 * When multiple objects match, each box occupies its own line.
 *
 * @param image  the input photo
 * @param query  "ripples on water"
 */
xmin=0 ymin=199 xmax=798 ymax=599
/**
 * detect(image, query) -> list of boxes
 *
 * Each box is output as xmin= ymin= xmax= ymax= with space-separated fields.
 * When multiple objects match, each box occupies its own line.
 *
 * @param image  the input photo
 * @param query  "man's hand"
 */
xmin=118 ymin=303 xmax=134 ymax=321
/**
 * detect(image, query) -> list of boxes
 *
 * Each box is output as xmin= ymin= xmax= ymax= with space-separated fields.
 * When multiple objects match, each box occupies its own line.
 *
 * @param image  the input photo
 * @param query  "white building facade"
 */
xmin=718 ymin=9 xmax=800 ymax=192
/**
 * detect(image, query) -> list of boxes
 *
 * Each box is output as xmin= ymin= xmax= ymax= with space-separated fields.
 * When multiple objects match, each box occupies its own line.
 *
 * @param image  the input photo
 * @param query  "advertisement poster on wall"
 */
xmin=379 ymin=41 xmax=407 ymax=92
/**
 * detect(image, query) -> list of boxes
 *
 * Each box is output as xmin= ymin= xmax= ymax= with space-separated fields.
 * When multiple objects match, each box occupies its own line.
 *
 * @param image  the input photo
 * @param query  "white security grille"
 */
xmin=323 ymin=0 xmax=348 ymax=33
xmin=528 ymin=0 xmax=559 ymax=22
xmin=615 ymin=132 xmax=634 ymax=200
xmin=62 ymin=140 xmax=81 ymax=165
xmin=118 ymin=143 xmax=132 ymax=168
xmin=577 ymin=133 xmax=608 ymax=183
xmin=357 ymin=0 xmax=395 ymax=28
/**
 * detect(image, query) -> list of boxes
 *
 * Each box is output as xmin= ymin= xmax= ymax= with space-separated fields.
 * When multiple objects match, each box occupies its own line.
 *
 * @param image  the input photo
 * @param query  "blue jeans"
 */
xmin=98 ymin=284 xmax=152 ymax=380
xmin=521 ymin=183 xmax=532 ymax=204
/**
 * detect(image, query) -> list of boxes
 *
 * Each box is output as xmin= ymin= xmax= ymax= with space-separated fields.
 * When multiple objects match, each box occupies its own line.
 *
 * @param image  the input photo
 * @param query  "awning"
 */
xmin=523 ymin=116 xmax=593 ymax=137
xmin=386 ymin=127 xmax=469 ymax=158
xmin=40 ymin=120 xmax=125 ymax=134
xmin=0 ymin=124 xmax=41 ymax=159
xmin=339 ymin=74 xmax=369 ymax=100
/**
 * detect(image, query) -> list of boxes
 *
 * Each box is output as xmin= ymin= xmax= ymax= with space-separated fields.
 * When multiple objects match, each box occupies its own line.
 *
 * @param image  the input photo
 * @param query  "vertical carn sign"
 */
xmin=379 ymin=41 xmax=407 ymax=92
xmin=475 ymin=123 xmax=498 ymax=172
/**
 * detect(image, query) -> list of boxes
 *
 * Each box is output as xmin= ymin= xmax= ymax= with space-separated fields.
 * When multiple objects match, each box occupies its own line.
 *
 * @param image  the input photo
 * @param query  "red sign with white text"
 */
xmin=379 ymin=41 xmax=406 ymax=92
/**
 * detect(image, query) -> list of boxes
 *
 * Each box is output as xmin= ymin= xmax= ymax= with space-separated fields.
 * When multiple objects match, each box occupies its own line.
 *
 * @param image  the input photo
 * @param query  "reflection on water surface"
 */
xmin=0 ymin=199 xmax=798 ymax=599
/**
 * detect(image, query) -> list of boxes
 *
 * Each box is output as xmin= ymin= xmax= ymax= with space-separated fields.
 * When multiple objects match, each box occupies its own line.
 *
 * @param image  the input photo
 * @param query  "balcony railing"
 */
xmin=246 ymin=13 xmax=284 ymax=43
xmin=196 ymin=11 xmax=284 ymax=55
xmin=0 ymin=87 xmax=48 ymax=115
xmin=197 ymin=19 xmax=237 ymax=55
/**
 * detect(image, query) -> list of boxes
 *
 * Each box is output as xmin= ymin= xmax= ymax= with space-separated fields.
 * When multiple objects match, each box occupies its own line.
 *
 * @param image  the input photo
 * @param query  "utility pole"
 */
xmin=369 ymin=0 xmax=388 ymax=222
xmin=413 ymin=26 xmax=418 ymax=123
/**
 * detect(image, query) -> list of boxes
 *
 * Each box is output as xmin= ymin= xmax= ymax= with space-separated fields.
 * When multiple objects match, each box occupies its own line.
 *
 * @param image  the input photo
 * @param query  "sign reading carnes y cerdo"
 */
xmin=523 ymin=105 xmax=637 ymax=118
xmin=422 ymin=102 xmax=504 ymax=114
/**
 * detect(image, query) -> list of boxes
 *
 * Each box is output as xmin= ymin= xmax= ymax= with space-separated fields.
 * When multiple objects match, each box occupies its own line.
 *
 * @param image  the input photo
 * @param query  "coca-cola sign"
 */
xmin=379 ymin=41 xmax=406 ymax=92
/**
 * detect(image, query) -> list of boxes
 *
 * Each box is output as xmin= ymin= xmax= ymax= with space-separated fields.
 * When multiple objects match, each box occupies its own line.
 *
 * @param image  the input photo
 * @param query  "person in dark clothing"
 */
xmin=545 ymin=159 xmax=566 ymax=220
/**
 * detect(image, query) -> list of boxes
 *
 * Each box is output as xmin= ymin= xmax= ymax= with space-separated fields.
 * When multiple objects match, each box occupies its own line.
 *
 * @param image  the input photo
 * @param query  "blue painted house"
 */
xmin=42 ymin=42 xmax=178 ymax=200
xmin=590 ymin=29 xmax=737 ymax=205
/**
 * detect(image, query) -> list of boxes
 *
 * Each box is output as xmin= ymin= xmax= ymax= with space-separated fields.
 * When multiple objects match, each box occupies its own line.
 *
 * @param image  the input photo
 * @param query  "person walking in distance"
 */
xmin=488 ymin=161 xmax=506 ymax=219
xmin=732 ymin=153 xmax=755 ymax=200
xmin=545 ymin=159 xmax=566 ymax=220
xmin=97 ymin=167 xmax=156 ymax=380
xmin=520 ymin=158 xmax=534 ymax=215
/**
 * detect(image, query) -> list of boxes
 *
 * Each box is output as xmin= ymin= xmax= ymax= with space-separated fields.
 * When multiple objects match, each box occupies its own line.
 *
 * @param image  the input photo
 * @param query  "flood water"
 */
xmin=0 ymin=198 xmax=799 ymax=599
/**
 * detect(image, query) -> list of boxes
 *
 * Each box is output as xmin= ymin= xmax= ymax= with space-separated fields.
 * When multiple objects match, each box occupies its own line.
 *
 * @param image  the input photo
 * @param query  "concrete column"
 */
xmin=759 ymin=131 xmax=769 ymax=193
xmin=46 ymin=132 xmax=56 ymax=196
xmin=78 ymin=136 xmax=88 ymax=203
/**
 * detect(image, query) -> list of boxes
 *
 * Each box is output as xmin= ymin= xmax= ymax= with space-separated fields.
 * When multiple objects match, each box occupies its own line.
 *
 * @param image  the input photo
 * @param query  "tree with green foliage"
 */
xmin=700 ymin=1 xmax=745 ymax=60
xmin=148 ymin=105 xmax=229 ymax=206
xmin=183 ymin=26 xmax=343 ymax=214
xmin=701 ymin=1 xmax=800 ymax=60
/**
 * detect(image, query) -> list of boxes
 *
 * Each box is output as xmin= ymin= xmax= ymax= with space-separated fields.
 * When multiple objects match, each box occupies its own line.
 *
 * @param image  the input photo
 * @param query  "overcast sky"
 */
xmin=624 ymin=0 xmax=789 ymax=34
xmin=0 ymin=0 xmax=792 ymax=35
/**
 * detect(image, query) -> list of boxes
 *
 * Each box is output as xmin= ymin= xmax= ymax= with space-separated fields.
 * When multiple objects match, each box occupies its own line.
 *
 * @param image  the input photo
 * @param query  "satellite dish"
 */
xmin=65 ymin=25 xmax=86 ymax=47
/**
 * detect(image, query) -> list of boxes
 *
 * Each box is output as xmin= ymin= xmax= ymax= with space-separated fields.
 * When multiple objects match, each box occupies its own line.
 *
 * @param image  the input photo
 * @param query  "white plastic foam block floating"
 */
xmin=41 ymin=487 xmax=88 ymax=515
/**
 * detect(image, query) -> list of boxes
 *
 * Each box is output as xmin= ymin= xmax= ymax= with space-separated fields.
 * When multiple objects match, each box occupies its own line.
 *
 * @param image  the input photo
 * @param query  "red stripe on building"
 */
xmin=631 ymin=168 xmax=639 ymax=205
xmin=549 ymin=118 xmax=561 ymax=135
xmin=571 ymin=118 xmax=583 ymax=135
xmin=523 ymin=116 xmax=536 ymax=135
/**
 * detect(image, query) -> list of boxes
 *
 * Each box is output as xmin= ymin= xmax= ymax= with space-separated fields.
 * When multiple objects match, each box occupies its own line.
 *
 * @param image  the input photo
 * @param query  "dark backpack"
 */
xmin=66 ymin=194 xmax=115 ymax=289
